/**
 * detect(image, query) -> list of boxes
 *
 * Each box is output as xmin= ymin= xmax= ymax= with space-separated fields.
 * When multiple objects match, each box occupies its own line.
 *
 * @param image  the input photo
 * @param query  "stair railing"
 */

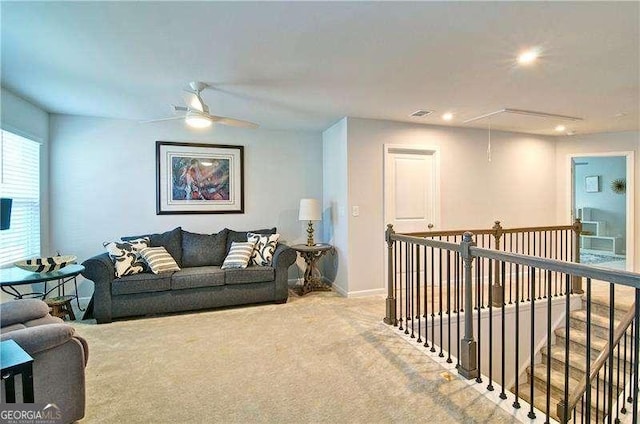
xmin=384 ymin=224 xmax=640 ymax=424
xmin=559 ymin=302 xmax=638 ymax=423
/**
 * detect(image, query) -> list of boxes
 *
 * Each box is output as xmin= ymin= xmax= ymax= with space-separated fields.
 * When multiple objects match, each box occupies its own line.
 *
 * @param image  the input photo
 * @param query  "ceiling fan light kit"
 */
xmin=142 ymin=81 xmax=259 ymax=130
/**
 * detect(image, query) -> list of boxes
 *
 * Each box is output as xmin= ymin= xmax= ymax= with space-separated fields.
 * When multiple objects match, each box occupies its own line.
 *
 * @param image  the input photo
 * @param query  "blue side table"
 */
xmin=1 ymin=339 xmax=34 ymax=403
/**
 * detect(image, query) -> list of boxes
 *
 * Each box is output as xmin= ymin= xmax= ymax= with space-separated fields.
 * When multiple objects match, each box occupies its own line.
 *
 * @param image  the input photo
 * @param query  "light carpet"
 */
xmin=73 ymin=292 xmax=519 ymax=423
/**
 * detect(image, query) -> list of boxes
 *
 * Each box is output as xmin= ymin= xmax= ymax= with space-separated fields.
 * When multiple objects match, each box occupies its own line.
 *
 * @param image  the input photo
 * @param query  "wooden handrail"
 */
xmin=401 ymin=222 xmax=576 ymax=238
xmin=562 ymin=303 xmax=637 ymax=419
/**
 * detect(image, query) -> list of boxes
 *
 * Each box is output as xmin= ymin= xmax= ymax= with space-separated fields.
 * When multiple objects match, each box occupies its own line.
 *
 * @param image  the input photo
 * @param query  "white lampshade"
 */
xmin=299 ymin=198 xmax=321 ymax=221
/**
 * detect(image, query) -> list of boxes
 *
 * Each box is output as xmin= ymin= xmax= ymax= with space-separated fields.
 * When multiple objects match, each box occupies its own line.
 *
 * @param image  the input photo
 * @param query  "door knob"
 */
xmin=428 ymin=223 xmax=434 ymax=230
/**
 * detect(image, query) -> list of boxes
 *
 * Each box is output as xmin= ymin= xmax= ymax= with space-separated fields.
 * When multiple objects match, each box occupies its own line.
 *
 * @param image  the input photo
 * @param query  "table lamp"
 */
xmin=299 ymin=198 xmax=321 ymax=246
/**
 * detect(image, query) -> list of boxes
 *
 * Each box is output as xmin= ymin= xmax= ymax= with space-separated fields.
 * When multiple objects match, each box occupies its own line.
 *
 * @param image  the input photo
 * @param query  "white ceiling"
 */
xmin=1 ymin=1 xmax=638 ymax=135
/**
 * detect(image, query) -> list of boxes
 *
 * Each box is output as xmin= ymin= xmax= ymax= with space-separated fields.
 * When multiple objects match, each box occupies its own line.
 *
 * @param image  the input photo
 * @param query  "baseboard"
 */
xmin=345 ymin=288 xmax=386 ymax=298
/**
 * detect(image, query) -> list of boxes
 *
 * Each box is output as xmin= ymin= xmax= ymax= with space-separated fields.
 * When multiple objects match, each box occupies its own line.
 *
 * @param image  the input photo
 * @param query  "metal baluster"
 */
xmin=528 ymin=266 xmax=536 ymax=419
xmin=430 ymin=246 xmax=436 ymax=353
xmin=447 ymin=249 xmax=452 ymax=363
xmin=410 ymin=244 xmax=415 ymax=338
xmin=481 ymin=235 xmax=485 ymax=309
xmin=607 ymin=283 xmax=615 ymax=423
xmin=615 ymin=342 xmax=621 ymax=424
xmin=456 ymin=251 xmax=461 ymax=367
xmin=630 ymin=319 xmax=635 ymax=404
xmin=394 ymin=239 xmax=398 ymax=326
xmin=586 ymin=278 xmax=592 ymax=424
xmin=439 ymin=241 xmax=444 ymax=357
xmin=487 ymin=258 xmax=494 ymax=391
xmin=546 ymin=270 xmax=552 ymax=424
xmin=416 ymin=246 xmax=422 ymax=344
xmin=621 ymin=329 xmax=627 ymax=415
xmin=596 ymin=369 xmax=601 ymax=423
xmin=562 ymin=273 xmax=571 ymax=423
xmin=500 ymin=261 xmax=507 ymax=400
xmin=399 ymin=242 xmax=404 ymax=331
xmin=423 ymin=245 xmax=429 ymax=348
xmin=514 ymin=263 xmax=521 ymax=409
xmin=632 ymin=289 xmax=639 ymax=424
xmin=526 ymin=234 xmax=531 ymax=302
xmin=509 ymin=233 xmax=514 ymax=304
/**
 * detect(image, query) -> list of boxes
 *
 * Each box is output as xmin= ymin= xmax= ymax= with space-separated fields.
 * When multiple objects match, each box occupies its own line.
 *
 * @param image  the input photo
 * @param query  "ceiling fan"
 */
xmin=142 ymin=82 xmax=259 ymax=129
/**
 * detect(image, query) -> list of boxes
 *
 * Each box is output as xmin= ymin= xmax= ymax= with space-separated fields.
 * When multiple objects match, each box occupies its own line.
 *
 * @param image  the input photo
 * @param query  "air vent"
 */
xmin=410 ymin=110 xmax=433 ymax=118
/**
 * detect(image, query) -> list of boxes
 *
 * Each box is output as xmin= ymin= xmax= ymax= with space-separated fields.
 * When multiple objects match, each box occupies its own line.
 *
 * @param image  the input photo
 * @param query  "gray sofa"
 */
xmin=1 ymin=299 xmax=88 ymax=423
xmin=81 ymin=227 xmax=296 ymax=324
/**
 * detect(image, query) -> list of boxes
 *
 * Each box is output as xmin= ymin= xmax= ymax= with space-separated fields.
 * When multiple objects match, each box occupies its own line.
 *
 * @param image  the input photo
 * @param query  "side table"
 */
xmin=0 ymin=339 xmax=34 ymax=403
xmin=291 ymin=243 xmax=335 ymax=296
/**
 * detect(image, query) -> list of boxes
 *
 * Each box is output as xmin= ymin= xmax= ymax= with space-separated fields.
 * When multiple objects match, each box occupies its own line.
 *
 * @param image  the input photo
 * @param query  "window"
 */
xmin=0 ymin=129 xmax=41 ymax=266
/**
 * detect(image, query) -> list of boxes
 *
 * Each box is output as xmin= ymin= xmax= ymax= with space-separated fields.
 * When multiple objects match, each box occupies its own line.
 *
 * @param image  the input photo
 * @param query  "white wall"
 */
xmin=345 ymin=117 xmax=558 ymax=295
xmin=321 ymin=118 xmax=349 ymax=294
xmin=0 ymin=87 xmax=51 ymax=255
xmin=555 ymin=131 xmax=639 ymax=271
xmin=49 ymin=115 xmax=322 ymax=298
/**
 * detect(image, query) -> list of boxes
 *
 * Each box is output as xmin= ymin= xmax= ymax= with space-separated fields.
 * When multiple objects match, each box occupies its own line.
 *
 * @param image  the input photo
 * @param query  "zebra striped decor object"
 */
xmin=139 ymin=246 xmax=180 ymax=274
xmin=14 ymin=255 xmax=77 ymax=273
xmin=221 ymin=241 xmax=256 ymax=269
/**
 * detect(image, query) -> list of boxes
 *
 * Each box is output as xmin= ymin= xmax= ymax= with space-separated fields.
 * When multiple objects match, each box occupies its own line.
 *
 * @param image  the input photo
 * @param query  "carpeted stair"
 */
xmin=514 ymin=294 xmax=632 ymax=422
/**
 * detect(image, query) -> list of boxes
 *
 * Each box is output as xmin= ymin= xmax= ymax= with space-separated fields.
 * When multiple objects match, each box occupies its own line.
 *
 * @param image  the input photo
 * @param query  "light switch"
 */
xmin=352 ymin=206 xmax=360 ymax=217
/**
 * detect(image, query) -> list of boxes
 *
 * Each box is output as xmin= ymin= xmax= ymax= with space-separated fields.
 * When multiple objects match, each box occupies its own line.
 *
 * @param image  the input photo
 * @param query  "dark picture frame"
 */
xmin=156 ymin=141 xmax=244 ymax=214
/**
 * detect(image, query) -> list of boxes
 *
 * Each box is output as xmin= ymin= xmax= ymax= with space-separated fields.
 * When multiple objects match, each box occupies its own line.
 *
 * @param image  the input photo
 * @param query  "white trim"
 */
xmin=333 ymin=283 xmax=348 ymax=297
xmin=346 ymin=287 xmax=386 ymax=298
xmin=567 ymin=151 xmax=635 ymax=271
xmin=0 ymin=123 xmax=44 ymax=144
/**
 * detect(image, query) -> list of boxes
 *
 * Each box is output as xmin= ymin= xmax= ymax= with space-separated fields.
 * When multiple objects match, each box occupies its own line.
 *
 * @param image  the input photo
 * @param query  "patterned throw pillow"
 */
xmin=247 ymin=232 xmax=280 ymax=266
xmin=103 ymin=237 xmax=150 ymax=278
xmin=139 ymin=246 xmax=180 ymax=274
xmin=221 ymin=241 xmax=256 ymax=270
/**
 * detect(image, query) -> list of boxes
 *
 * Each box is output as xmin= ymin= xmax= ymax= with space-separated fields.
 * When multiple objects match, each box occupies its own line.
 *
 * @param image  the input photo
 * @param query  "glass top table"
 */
xmin=0 ymin=264 xmax=85 ymax=300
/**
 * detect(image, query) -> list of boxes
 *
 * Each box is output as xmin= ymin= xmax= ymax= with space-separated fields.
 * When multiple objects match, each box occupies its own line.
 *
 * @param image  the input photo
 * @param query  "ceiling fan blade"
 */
xmin=213 ymin=116 xmax=259 ymax=129
xmin=140 ymin=116 xmax=185 ymax=124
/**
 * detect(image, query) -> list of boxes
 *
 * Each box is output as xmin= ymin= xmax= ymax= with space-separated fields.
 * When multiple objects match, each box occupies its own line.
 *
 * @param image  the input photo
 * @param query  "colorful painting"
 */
xmin=156 ymin=142 xmax=244 ymax=214
xmin=171 ymin=156 xmax=230 ymax=201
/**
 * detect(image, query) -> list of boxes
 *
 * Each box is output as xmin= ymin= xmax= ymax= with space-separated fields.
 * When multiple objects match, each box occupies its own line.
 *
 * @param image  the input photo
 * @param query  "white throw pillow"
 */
xmin=248 ymin=232 xmax=280 ymax=266
xmin=221 ymin=241 xmax=256 ymax=270
xmin=139 ymin=246 xmax=180 ymax=274
xmin=103 ymin=237 xmax=150 ymax=278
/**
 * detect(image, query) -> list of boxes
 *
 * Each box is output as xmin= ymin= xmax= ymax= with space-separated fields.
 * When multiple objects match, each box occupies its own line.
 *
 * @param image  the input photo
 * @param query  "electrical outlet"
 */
xmin=352 ymin=206 xmax=360 ymax=217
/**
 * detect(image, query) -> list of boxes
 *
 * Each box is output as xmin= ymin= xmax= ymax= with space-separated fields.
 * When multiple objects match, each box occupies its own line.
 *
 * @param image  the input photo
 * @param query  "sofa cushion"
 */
xmin=103 ymin=238 xmax=150 ymax=277
xmin=225 ymin=227 xmax=277 ymax=254
xmin=181 ymin=229 xmax=228 ymax=267
xmin=123 ymin=227 xmax=183 ymax=267
xmin=112 ymin=272 xmax=171 ymax=295
xmin=171 ymin=266 xmax=226 ymax=290
xmin=140 ymin=246 xmax=181 ymax=274
xmin=248 ymin=232 xmax=280 ymax=266
xmin=221 ymin=241 xmax=255 ymax=270
xmin=225 ymin=266 xmax=275 ymax=285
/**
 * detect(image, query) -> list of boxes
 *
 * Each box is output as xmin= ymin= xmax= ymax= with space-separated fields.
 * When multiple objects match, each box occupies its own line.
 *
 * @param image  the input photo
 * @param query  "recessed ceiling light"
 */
xmin=410 ymin=110 xmax=433 ymax=118
xmin=555 ymin=125 xmax=566 ymax=132
xmin=442 ymin=112 xmax=454 ymax=121
xmin=517 ymin=48 xmax=539 ymax=65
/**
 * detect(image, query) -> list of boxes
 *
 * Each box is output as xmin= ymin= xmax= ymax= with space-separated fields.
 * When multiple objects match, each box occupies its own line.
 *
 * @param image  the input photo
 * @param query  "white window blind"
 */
xmin=0 ymin=129 xmax=41 ymax=266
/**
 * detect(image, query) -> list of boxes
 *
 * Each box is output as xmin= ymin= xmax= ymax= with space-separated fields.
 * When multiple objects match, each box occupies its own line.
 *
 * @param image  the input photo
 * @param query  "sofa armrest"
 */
xmin=81 ymin=253 xmax=115 ymax=323
xmin=0 ymin=323 xmax=76 ymax=356
xmin=0 ymin=299 xmax=50 ymax=328
xmin=272 ymin=244 xmax=296 ymax=269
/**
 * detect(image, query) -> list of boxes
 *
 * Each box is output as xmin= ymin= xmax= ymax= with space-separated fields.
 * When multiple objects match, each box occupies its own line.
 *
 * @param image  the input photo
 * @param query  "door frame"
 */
xmin=567 ymin=151 xmax=635 ymax=271
xmin=383 ymin=144 xmax=441 ymax=233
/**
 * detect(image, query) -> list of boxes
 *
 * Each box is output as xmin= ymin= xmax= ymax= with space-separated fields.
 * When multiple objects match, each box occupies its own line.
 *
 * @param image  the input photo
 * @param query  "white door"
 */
xmin=384 ymin=146 xmax=439 ymax=233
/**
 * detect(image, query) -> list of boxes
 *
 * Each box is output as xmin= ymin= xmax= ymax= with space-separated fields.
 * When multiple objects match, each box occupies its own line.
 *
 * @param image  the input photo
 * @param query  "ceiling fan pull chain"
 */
xmin=487 ymin=121 xmax=492 ymax=163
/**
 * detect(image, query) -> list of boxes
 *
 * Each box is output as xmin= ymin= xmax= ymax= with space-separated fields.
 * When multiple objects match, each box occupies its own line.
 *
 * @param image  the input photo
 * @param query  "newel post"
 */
xmin=459 ymin=232 xmax=479 ymax=379
xmin=491 ymin=220 xmax=504 ymax=307
xmin=384 ymin=224 xmax=397 ymax=325
xmin=571 ymin=218 xmax=584 ymax=294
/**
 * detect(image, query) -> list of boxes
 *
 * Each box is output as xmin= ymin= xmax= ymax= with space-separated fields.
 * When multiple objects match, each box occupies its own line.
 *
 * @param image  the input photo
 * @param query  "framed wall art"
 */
xmin=584 ymin=175 xmax=600 ymax=193
xmin=156 ymin=141 xmax=244 ymax=214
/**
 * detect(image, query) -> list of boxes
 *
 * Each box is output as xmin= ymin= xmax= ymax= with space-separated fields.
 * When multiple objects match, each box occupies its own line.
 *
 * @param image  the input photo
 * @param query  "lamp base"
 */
xmin=306 ymin=221 xmax=315 ymax=246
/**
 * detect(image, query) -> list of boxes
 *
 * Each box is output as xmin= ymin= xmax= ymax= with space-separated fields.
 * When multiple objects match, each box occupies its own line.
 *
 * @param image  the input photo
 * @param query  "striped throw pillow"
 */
xmin=221 ymin=241 xmax=256 ymax=270
xmin=139 ymin=246 xmax=180 ymax=274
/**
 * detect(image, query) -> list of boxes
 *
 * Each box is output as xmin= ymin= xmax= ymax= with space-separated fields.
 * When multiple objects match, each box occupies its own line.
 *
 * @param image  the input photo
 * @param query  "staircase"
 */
xmin=516 ymin=295 xmax=632 ymax=422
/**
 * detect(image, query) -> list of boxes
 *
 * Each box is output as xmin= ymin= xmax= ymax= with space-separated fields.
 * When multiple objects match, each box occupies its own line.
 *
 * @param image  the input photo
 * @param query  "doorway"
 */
xmin=570 ymin=153 xmax=634 ymax=271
